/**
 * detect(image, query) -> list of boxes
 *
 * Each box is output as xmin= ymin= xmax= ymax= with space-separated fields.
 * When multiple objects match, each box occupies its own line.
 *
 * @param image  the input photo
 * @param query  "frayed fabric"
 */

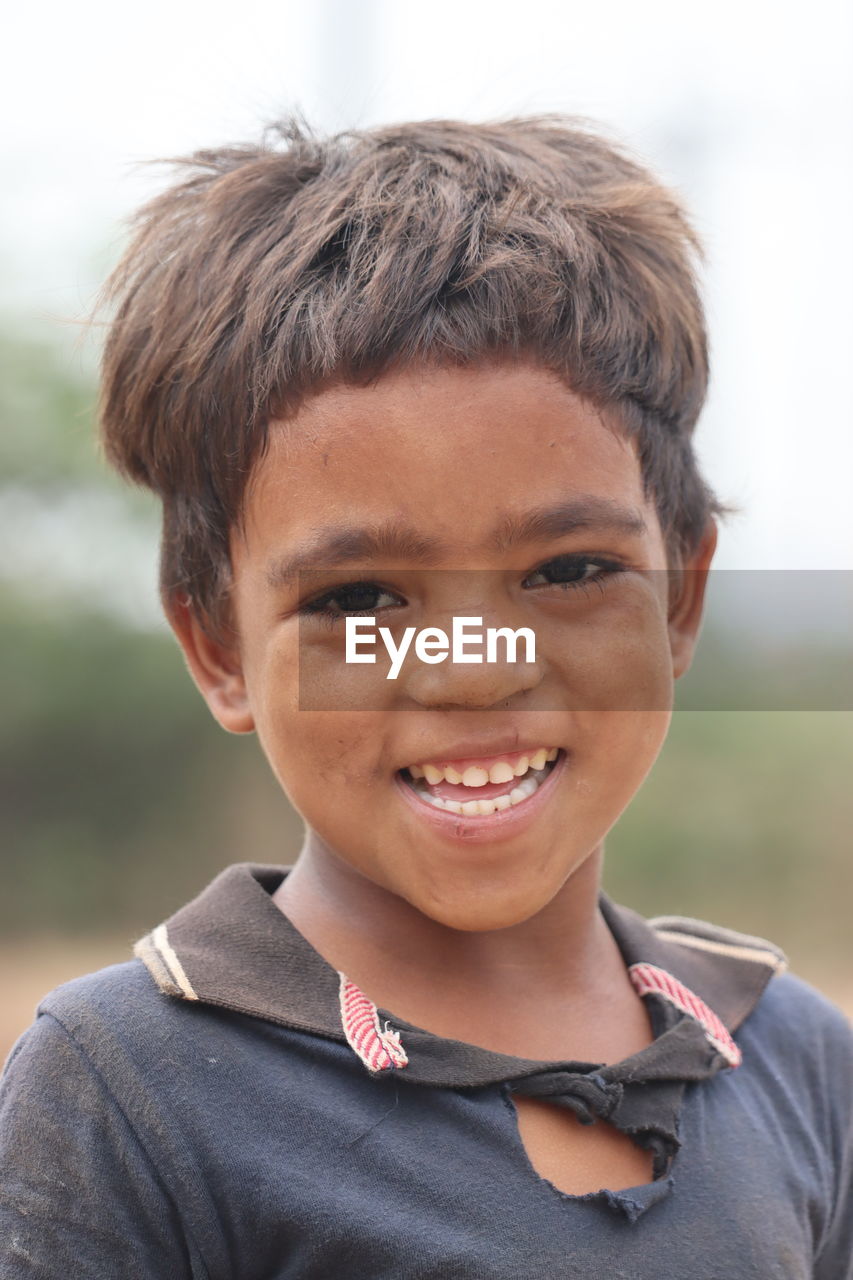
xmin=338 ymin=974 xmax=408 ymax=1073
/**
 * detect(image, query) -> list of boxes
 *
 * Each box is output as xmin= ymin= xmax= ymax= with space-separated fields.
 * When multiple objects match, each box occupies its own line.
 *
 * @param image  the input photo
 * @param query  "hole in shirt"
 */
xmin=509 ymin=1093 xmax=655 ymax=1196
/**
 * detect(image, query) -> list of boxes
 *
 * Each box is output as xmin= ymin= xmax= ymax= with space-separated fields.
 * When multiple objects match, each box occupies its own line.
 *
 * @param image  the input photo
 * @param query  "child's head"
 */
xmin=98 ymin=115 xmax=719 ymax=645
xmin=97 ymin=116 xmax=720 ymax=929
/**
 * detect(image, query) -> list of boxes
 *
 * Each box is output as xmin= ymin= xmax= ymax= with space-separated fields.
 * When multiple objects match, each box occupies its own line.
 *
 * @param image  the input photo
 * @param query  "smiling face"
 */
xmin=172 ymin=362 xmax=714 ymax=932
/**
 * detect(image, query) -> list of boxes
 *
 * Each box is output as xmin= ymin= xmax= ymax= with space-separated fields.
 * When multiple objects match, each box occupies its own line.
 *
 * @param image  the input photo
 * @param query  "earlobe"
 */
xmin=668 ymin=522 xmax=717 ymax=680
xmin=165 ymin=593 xmax=256 ymax=735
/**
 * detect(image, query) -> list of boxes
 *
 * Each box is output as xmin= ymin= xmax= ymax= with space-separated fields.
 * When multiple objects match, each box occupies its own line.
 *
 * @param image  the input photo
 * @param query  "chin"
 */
xmin=411 ymin=877 xmax=561 ymax=934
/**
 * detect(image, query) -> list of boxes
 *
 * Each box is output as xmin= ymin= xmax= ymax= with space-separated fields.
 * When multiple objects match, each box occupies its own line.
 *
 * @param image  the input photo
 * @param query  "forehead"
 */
xmin=237 ymin=362 xmax=658 ymax=561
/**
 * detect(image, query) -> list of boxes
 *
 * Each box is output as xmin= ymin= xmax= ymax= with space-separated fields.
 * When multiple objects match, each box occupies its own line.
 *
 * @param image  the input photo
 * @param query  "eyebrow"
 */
xmin=265 ymin=496 xmax=648 ymax=588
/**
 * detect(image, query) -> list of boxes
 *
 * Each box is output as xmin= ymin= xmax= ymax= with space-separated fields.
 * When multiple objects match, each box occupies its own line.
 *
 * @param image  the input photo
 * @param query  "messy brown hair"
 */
xmin=97 ymin=114 xmax=721 ymax=642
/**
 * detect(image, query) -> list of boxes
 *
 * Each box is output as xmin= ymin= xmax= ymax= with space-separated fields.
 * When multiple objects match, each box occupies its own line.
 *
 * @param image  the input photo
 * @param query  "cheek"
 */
xmin=543 ymin=597 xmax=673 ymax=714
xmin=569 ymin=709 xmax=671 ymax=828
xmin=253 ymin=673 xmax=389 ymax=813
xmin=591 ymin=708 xmax=672 ymax=760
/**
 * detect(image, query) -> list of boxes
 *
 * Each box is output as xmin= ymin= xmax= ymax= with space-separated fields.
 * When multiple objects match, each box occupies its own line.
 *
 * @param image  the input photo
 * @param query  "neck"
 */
xmin=272 ymin=835 xmax=623 ymax=1023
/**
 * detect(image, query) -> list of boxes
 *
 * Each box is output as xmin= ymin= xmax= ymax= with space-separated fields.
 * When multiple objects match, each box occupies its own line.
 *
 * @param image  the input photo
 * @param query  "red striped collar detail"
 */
xmin=338 ymin=973 xmax=409 ymax=1073
xmin=338 ymin=962 xmax=741 ymax=1075
xmin=630 ymin=961 xmax=742 ymax=1068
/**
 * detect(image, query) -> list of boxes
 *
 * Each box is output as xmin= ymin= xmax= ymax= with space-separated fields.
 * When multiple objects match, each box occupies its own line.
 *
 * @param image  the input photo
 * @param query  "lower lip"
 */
xmin=394 ymin=751 xmax=568 ymax=846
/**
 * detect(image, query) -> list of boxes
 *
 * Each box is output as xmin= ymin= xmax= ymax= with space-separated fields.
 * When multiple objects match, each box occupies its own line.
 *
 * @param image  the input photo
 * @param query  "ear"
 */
xmin=165 ymin=592 xmax=255 ymax=734
xmin=668 ymin=521 xmax=718 ymax=680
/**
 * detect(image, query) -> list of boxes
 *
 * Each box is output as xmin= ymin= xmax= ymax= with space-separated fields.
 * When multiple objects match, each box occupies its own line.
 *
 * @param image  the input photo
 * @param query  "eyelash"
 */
xmin=298 ymin=556 xmax=627 ymax=626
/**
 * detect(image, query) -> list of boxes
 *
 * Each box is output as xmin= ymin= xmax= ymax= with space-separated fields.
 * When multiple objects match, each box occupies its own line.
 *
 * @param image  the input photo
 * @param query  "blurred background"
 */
xmin=2 ymin=0 xmax=851 ymax=1060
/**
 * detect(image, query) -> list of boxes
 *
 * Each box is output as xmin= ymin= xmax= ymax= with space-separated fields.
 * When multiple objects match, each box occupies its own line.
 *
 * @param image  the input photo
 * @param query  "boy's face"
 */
xmin=173 ymin=362 xmax=714 ymax=931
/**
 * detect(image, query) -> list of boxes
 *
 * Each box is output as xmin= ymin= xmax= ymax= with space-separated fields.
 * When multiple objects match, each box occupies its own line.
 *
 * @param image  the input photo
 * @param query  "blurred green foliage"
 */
xmin=0 ymin=586 xmax=303 ymax=934
xmin=1 ymin=328 xmax=850 ymax=987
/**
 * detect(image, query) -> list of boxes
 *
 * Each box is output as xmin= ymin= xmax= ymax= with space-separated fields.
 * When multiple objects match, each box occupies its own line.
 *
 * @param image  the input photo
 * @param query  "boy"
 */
xmin=1 ymin=115 xmax=851 ymax=1277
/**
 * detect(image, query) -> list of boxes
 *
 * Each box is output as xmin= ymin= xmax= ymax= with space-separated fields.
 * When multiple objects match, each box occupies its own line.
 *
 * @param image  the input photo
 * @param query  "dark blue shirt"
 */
xmin=1 ymin=864 xmax=851 ymax=1277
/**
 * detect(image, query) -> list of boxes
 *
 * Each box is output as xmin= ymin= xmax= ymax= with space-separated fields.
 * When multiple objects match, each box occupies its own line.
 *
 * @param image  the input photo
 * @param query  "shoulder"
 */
xmin=648 ymin=907 xmax=851 ymax=1046
xmin=3 ymin=958 xmax=242 ymax=1182
xmin=16 ymin=956 xmax=225 ymax=1083
xmin=3 ymin=960 xmax=170 ymax=1116
xmin=38 ymin=955 xmax=161 ymax=1014
xmin=642 ymin=909 xmax=853 ymax=1154
xmin=632 ymin=902 xmax=852 ymax=1077
xmin=743 ymin=969 xmax=853 ymax=1070
xmin=1 ymin=966 xmax=224 ymax=1274
xmin=36 ymin=957 xmax=185 ymax=1041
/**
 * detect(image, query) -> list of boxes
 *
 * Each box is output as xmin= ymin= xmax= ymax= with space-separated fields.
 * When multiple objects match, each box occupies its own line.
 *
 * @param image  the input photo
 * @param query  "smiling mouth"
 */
xmin=399 ymin=747 xmax=563 ymax=817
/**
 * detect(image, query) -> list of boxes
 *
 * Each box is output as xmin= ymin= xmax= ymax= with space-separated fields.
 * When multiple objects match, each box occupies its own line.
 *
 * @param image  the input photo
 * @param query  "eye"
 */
xmin=522 ymin=554 xmax=626 ymax=591
xmin=300 ymin=580 xmax=405 ymax=622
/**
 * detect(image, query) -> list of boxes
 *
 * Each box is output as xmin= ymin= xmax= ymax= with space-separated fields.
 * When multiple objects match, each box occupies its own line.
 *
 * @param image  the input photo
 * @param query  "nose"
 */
xmin=401 ymin=611 xmax=544 ymax=711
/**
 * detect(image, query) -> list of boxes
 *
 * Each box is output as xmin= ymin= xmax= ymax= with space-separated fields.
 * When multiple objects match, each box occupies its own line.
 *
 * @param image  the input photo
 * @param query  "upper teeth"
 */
xmin=409 ymin=747 xmax=557 ymax=786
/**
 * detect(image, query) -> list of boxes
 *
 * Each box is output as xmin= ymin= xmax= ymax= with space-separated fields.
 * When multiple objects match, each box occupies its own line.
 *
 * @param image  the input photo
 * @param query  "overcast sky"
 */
xmin=2 ymin=0 xmax=852 ymax=626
